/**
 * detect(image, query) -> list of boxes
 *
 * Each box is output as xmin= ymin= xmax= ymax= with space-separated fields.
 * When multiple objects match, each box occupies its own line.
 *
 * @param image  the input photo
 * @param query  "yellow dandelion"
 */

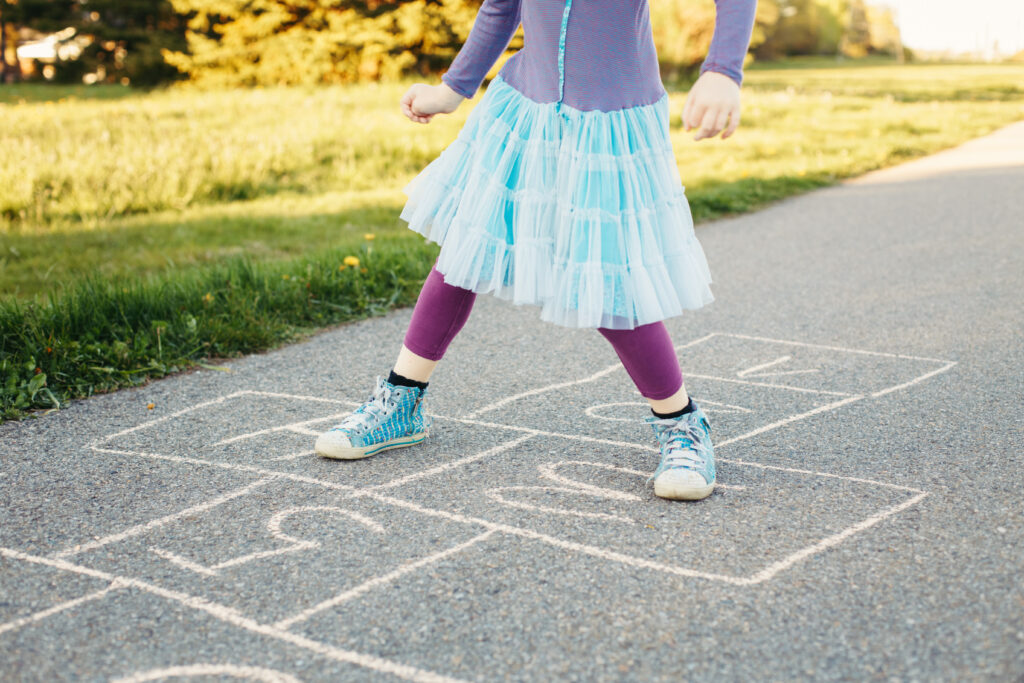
xmin=364 ymin=233 xmax=376 ymax=241
xmin=282 ymin=274 xmax=290 ymax=280
xmin=361 ymin=267 xmax=369 ymax=274
xmin=338 ymin=264 xmax=347 ymax=271
xmin=344 ymin=256 xmax=360 ymax=267
xmin=203 ymin=292 xmax=213 ymax=302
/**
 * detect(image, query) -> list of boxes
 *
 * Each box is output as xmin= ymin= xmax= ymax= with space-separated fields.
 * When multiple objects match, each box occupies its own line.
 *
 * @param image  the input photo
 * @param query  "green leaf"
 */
xmin=197 ymin=362 xmax=232 ymax=373
xmin=28 ymin=372 xmax=47 ymax=397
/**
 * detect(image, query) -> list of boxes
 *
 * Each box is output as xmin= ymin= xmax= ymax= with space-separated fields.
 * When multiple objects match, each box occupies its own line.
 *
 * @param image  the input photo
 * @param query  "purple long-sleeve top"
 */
xmin=441 ymin=0 xmax=758 ymax=113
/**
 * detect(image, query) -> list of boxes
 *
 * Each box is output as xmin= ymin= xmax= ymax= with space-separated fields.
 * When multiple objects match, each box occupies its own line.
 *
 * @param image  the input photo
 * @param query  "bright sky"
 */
xmin=881 ymin=0 xmax=1024 ymax=55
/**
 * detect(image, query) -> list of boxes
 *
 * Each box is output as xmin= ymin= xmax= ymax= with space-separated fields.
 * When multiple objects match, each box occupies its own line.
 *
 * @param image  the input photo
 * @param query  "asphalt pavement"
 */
xmin=2 ymin=121 xmax=1023 ymax=682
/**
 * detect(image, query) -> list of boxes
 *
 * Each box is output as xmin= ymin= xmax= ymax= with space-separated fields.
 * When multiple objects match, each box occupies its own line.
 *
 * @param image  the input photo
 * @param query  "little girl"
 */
xmin=315 ymin=0 xmax=757 ymax=501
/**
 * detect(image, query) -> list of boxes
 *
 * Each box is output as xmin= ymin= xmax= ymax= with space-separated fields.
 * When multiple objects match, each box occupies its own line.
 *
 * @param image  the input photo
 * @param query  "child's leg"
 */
xmin=600 ymin=322 xmax=714 ymax=501
xmin=597 ymin=322 xmax=690 ymax=415
xmin=392 ymin=263 xmax=476 ymax=383
xmin=316 ymin=261 xmax=474 ymax=460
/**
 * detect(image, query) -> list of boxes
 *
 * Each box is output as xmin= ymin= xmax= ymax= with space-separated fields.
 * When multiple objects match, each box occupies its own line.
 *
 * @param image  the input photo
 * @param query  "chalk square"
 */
xmin=70 ymin=478 xmax=488 ymax=626
xmin=295 ymin=533 xmax=727 ymax=681
xmin=94 ymin=391 xmax=517 ymax=488
xmin=465 ymin=371 xmax=835 ymax=446
xmin=0 ymin=585 xmax=370 ymax=682
xmin=377 ymin=435 xmax=926 ymax=585
xmin=0 ymin=557 xmax=111 ymax=627
xmin=676 ymin=333 xmax=953 ymax=396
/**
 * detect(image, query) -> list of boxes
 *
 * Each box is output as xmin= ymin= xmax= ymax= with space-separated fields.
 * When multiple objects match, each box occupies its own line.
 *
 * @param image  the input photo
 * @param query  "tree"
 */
xmin=838 ymin=0 xmax=871 ymax=58
xmin=69 ymin=0 xmax=187 ymax=85
xmin=866 ymin=4 xmax=901 ymax=58
xmin=163 ymin=0 xmax=488 ymax=87
xmin=754 ymin=0 xmax=843 ymax=59
xmin=650 ymin=0 xmax=717 ymax=81
xmin=649 ymin=0 xmax=774 ymax=83
xmin=0 ymin=0 xmax=185 ymax=86
xmin=1 ymin=2 xmax=8 ymax=82
xmin=0 ymin=0 xmax=77 ymax=82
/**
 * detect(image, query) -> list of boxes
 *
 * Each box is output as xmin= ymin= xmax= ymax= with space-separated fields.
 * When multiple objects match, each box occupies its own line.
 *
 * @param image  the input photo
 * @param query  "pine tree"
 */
xmin=72 ymin=0 xmax=187 ymax=85
xmin=0 ymin=0 xmax=185 ymax=85
xmin=0 ymin=0 xmax=77 ymax=82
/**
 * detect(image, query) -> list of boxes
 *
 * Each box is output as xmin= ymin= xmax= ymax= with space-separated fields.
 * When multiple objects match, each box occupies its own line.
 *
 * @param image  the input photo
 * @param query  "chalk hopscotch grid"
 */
xmin=0 ymin=333 xmax=955 ymax=682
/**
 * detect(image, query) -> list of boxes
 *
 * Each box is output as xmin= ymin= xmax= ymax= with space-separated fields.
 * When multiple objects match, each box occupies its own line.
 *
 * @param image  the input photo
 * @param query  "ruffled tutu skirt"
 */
xmin=399 ymin=73 xmax=714 ymax=330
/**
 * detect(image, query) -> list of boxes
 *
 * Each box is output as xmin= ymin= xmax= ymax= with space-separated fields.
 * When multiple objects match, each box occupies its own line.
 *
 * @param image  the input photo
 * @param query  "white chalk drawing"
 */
xmin=151 ymin=506 xmax=384 ymax=577
xmin=485 ymin=460 xmax=746 ymax=524
xmin=485 ymin=461 xmax=644 ymax=524
xmin=0 ymin=332 xmax=955 ymax=682
xmin=583 ymin=401 xmax=653 ymax=423
xmin=584 ymin=399 xmax=753 ymax=422
xmin=112 ymin=664 xmax=302 ymax=683
xmin=0 ymin=546 xmax=466 ymax=683
xmin=736 ymin=355 xmax=820 ymax=378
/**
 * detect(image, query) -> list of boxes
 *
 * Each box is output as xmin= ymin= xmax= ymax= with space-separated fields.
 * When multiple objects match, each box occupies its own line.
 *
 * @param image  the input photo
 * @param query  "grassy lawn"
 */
xmin=1 ymin=60 xmax=1022 ymax=420
xmin=3 ymin=61 xmax=1023 ymax=300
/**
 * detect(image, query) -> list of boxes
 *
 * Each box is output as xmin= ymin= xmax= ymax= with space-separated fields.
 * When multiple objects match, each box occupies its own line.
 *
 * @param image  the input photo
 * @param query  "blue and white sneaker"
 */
xmin=645 ymin=401 xmax=716 ymax=500
xmin=315 ymin=376 xmax=431 ymax=460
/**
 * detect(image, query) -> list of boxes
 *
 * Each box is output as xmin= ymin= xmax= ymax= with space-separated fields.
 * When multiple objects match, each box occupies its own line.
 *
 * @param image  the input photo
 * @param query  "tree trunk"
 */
xmin=0 ymin=3 xmax=9 ymax=84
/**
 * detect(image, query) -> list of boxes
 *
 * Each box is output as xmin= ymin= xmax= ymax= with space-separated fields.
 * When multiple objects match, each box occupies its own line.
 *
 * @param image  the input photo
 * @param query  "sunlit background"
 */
xmin=886 ymin=0 xmax=1024 ymax=57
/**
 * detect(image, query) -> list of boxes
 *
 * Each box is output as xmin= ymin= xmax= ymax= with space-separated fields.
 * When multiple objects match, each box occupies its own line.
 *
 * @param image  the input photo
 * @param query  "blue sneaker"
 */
xmin=315 ymin=377 xmax=431 ymax=460
xmin=645 ymin=401 xmax=715 ymax=500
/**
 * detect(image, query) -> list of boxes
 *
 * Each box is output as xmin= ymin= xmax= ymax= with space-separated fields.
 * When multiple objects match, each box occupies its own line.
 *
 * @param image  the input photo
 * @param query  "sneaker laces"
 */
xmin=652 ymin=417 xmax=709 ymax=470
xmin=331 ymin=378 xmax=396 ymax=437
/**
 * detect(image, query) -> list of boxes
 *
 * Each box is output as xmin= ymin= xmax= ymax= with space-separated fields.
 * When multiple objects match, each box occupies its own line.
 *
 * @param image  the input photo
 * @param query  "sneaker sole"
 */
xmin=315 ymin=431 xmax=427 ymax=460
xmin=653 ymin=479 xmax=715 ymax=501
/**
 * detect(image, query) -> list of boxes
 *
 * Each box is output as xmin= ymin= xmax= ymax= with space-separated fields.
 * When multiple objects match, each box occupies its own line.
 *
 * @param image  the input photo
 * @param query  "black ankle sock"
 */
xmin=388 ymin=370 xmax=428 ymax=391
xmin=651 ymin=396 xmax=695 ymax=420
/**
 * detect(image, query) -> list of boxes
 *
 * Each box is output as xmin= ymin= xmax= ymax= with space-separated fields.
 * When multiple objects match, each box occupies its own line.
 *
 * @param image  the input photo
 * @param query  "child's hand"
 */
xmin=682 ymin=71 xmax=742 ymax=141
xmin=400 ymin=83 xmax=465 ymax=124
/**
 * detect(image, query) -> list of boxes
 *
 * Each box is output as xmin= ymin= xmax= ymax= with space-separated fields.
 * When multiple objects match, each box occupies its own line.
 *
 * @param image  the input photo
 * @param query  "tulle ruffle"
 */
xmin=399 ymin=73 xmax=713 ymax=330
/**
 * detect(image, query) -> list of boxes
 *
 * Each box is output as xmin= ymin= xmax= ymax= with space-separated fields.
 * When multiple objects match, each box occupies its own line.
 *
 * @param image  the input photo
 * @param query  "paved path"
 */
xmin=2 ymin=122 xmax=1023 ymax=682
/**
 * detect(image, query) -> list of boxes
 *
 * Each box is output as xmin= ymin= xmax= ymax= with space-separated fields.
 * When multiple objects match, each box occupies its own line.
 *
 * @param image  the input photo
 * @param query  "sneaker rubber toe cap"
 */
xmin=653 ymin=468 xmax=714 ymax=501
xmin=315 ymin=429 xmax=359 ymax=459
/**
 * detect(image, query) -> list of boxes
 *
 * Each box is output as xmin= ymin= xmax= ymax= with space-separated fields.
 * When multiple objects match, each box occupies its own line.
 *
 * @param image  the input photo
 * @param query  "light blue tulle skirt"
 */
xmin=399 ymin=73 xmax=714 ymax=330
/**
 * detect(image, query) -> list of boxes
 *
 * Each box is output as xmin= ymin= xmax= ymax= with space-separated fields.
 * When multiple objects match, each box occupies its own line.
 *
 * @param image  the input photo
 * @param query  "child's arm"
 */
xmin=699 ymin=0 xmax=758 ymax=87
xmin=683 ymin=0 xmax=758 ymax=140
xmin=401 ymin=0 xmax=523 ymax=124
xmin=443 ymin=0 xmax=523 ymax=99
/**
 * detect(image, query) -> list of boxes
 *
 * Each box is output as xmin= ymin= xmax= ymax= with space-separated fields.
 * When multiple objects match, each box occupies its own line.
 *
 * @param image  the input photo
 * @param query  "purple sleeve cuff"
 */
xmin=441 ymin=0 xmax=523 ymax=99
xmin=699 ymin=0 xmax=758 ymax=87
xmin=441 ymin=72 xmax=476 ymax=100
xmin=698 ymin=62 xmax=744 ymax=87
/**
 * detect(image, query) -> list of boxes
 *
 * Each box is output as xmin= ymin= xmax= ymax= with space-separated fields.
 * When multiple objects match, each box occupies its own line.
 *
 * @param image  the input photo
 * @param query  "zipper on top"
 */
xmin=555 ymin=0 xmax=574 ymax=114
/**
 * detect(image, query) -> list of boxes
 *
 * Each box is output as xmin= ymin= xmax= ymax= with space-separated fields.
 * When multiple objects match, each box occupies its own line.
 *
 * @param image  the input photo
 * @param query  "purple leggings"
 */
xmin=404 ymin=266 xmax=684 ymax=400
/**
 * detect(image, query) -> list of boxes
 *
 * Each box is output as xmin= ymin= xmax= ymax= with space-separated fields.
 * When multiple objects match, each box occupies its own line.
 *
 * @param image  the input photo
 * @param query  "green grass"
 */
xmin=0 ymin=82 xmax=139 ymax=103
xmin=1 ymin=237 xmax=439 ymax=420
xmin=4 ymin=63 xmax=1022 ymax=301
xmin=744 ymin=60 xmax=1024 ymax=101
xmin=1 ymin=60 xmax=1023 ymax=420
